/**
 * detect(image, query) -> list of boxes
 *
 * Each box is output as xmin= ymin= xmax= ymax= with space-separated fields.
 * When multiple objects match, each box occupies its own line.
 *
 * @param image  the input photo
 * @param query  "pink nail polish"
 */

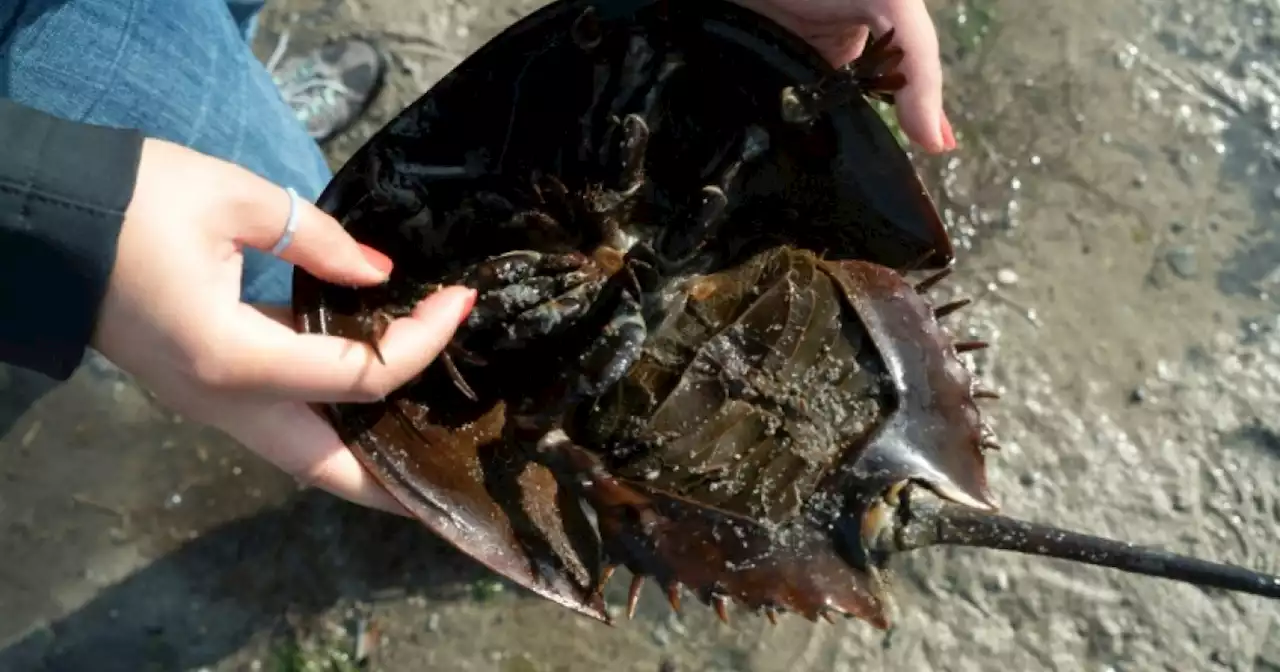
xmin=459 ymin=288 xmax=478 ymax=317
xmin=940 ymin=114 xmax=957 ymax=151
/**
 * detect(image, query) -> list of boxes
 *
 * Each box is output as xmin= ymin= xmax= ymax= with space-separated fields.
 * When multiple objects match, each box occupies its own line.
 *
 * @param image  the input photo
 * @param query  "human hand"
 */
xmin=732 ymin=0 xmax=956 ymax=153
xmin=91 ymin=137 xmax=477 ymax=515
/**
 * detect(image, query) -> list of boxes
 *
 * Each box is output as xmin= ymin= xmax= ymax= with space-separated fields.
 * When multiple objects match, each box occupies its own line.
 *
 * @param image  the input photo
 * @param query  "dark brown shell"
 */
xmin=292 ymin=0 xmax=966 ymax=625
xmin=568 ymin=245 xmax=992 ymax=625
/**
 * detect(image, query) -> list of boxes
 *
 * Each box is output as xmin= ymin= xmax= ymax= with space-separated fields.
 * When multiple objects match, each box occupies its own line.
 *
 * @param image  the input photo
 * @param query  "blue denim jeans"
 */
xmin=0 ymin=0 xmax=331 ymax=306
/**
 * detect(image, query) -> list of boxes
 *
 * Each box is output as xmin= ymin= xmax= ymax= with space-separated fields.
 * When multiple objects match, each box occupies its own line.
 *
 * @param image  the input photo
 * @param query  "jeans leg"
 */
xmin=224 ymin=0 xmax=268 ymax=43
xmin=0 ymin=0 xmax=330 ymax=306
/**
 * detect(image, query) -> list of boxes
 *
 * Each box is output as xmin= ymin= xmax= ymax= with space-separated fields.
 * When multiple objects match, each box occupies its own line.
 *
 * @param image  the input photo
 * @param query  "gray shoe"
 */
xmin=268 ymin=36 xmax=386 ymax=143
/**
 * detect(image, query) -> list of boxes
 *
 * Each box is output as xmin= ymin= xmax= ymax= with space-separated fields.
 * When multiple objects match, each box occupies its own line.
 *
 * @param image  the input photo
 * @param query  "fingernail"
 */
xmin=939 ymin=113 xmax=957 ymax=151
xmin=458 ymin=287 xmax=478 ymax=318
xmin=917 ymin=117 xmax=946 ymax=154
xmin=359 ymin=244 xmax=394 ymax=278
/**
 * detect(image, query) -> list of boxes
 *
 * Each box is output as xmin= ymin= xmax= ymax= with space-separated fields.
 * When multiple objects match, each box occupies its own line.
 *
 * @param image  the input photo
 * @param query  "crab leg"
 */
xmin=610 ymin=52 xmax=680 ymax=192
xmin=608 ymin=35 xmax=658 ymax=129
xmin=570 ymin=6 xmax=602 ymax=51
xmin=577 ymin=34 xmax=656 ymax=170
xmin=456 ymin=251 xmax=604 ymax=343
xmin=504 ymin=279 xmax=610 ymax=348
xmin=702 ymin=124 xmax=770 ymax=191
xmin=530 ymin=429 xmax=654 ymax=510
xmin=781 ymin=29 xmax=908 ymax=124
xmin=615 ymin=113 xmax=651 ymax=194
xmin=358 ymin=250 xmax=610 ymax=399
xmin=657 ymin=125 xmax=771 ymax=266
xmin=586 ymin=33 xmax=682 ymax=193
xmin=568 ymin=284 xmax=648 ymax=397
xmin=556 ymin=243 xmax=663 ymax=399
xmin=693 ymin=123 xmax=769 ymax=231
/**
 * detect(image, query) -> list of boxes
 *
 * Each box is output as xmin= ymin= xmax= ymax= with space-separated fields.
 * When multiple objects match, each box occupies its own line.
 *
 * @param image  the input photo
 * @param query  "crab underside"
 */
xmin=292 ymin=0 xmax=1280 ymax=629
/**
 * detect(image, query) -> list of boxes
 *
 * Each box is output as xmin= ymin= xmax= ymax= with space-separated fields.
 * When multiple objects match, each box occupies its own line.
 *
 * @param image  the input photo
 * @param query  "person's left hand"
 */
xmin=92 ymin=138 xmax=476 ymax=515
xmin=732 ymin=0 xmax=956 ymax=154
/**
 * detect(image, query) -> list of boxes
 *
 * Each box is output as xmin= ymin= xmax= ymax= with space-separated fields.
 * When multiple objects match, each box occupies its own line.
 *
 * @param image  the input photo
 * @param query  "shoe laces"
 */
xmin=289 ymin=80 xmax=357 ymax=124
xmin=265 ymin=29 xmax=358 ymax=122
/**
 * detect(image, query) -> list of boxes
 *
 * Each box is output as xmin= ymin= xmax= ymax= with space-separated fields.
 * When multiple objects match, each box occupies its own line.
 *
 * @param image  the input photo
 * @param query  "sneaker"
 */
xmin=267 ymin=35 xmax=386 ymax=143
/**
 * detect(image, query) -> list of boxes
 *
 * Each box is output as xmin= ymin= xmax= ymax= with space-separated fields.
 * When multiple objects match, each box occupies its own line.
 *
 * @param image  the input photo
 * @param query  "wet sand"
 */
xmin=1 ymin=0 xmax=1277 ymax=670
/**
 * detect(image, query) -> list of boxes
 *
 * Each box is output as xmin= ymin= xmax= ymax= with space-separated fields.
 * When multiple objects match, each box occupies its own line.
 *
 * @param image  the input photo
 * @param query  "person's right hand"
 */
xmin=733 ymin=0 xmax=956 ymax=154
xmin=91 ymin=137 xmax=476 ymax=515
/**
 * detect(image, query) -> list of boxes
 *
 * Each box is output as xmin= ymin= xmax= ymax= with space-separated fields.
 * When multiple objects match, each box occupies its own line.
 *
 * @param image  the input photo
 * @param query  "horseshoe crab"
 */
xmin=292 ymin=0 xmax=1280 ymax=627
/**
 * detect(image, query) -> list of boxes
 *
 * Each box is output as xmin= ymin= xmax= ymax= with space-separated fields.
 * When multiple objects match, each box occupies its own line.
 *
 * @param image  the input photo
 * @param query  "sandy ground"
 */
xmin=1 ymin=0 xmax=1278 ymax=670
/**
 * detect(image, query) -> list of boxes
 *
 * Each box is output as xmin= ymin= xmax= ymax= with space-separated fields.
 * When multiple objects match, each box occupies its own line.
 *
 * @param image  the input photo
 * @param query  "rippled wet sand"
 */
xmin=1 ymin=0 xmax=1276 ymax=670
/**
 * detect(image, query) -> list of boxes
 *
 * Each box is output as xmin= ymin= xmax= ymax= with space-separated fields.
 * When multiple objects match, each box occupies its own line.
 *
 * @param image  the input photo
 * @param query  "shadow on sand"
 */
xmin=0 ymin=364 xmax=58 ymax=439
xmin=0 ymin=489 xmax=496 ymax=672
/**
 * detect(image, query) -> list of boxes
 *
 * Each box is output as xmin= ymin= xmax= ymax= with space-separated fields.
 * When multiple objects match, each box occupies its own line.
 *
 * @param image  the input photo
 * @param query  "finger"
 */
xmin=229 ymin=175 xmax=394 ymax=287
xmin=730 ymin=0 xmax=870 ymax=67
xmin=214 ymin=285 xmax=477 ymax=402
xmin=228 ymin=400 xmax=411 ymax=516
xmin=816 ymin=25 xmax=870 ymax=67
xmin=871 ymin=2 xmax=946 ymax=152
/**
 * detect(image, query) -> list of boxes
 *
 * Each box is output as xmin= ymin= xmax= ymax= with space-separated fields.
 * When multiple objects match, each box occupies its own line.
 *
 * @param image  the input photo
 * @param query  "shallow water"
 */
xmin=1 ymin=0 xmax=1277 ymax=670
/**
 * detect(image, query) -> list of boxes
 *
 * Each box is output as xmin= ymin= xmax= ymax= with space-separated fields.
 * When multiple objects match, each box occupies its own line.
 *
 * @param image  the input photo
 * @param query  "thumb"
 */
xmin=230 ymin=175 xmax=394 ymax=287
xmin=219 ymin=285 xmax=478 ymax=402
